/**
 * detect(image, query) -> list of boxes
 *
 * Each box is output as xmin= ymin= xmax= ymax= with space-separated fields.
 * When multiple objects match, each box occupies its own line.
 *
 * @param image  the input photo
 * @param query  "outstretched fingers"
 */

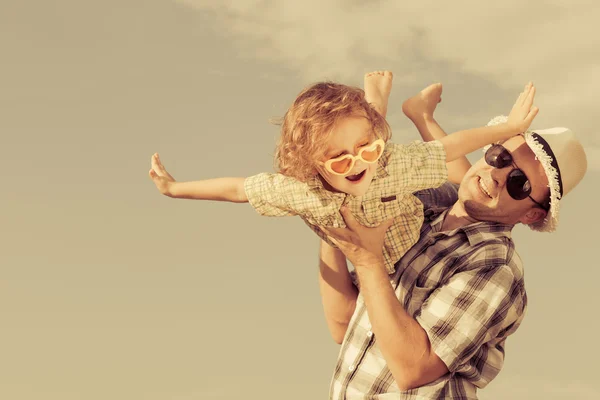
xmin=151 ymin=153 xmax=175 ymax=180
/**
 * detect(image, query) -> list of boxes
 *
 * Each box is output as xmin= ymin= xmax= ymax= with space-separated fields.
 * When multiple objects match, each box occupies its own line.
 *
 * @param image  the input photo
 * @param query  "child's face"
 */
xmin=316 ymin=114 xmax=380 ymax=197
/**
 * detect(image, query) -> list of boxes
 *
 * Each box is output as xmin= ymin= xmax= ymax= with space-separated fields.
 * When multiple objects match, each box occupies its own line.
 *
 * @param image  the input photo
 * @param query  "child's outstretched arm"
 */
xmin=364 ymin=71 xmax=393 ymax=118
xmin=148 ymin=153 xmax=248 ymax=203
xmin=440 ymin=82 xmax=538 ymax=163
xmin=402 ymin=83 xmax=471 ymax=184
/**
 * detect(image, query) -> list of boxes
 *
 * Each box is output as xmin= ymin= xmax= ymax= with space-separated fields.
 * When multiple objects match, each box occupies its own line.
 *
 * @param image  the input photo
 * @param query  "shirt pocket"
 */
xmin=362 ymin=195 xmax=404 ymax=225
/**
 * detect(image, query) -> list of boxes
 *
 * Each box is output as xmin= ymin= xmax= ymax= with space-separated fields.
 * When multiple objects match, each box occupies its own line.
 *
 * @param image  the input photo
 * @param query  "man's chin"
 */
xmin=463 ymin=200 xmax=499 ymax=223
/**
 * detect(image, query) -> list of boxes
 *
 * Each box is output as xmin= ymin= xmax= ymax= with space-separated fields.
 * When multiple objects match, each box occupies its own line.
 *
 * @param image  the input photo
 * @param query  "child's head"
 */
xmin=275 ymin=81 xmax=391 ymax=195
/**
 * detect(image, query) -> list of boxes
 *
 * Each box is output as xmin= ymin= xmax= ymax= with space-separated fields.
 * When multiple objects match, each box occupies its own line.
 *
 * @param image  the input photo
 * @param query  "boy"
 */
xmin=149 ymin=72 xmax=538 ymax=274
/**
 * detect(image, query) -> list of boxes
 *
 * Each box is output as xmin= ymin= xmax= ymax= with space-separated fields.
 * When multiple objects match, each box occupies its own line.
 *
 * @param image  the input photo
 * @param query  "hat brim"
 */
xmin=523 ymin=131 xmax=562 ymax=232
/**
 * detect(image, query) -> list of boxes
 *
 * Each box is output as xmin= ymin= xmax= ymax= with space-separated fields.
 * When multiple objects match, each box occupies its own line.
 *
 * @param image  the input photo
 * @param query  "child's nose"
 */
xmin=353 ymin=158 xmax=367 ymax=169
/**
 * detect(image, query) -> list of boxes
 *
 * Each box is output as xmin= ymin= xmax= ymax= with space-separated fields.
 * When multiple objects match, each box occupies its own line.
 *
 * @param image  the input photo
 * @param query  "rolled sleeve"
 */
xmin=243 ymin=173 xmax=297 ymax=217
xmin=414 ymin=181 xmax=459 ymax=211
xmin=415 ymin=265 xmax=525 ymax=373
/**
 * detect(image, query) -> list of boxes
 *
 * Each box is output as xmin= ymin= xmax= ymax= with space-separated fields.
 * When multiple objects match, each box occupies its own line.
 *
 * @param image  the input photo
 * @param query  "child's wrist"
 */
xmin=166 ymin=182 xmax=179 ymax=198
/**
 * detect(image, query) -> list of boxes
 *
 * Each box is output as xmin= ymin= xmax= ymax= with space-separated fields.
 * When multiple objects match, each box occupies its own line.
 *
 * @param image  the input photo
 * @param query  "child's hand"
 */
xmin=507 ymin=82 xmax=539 ymax=133
xmin=149 ymin=153 xmax=176 ymax=197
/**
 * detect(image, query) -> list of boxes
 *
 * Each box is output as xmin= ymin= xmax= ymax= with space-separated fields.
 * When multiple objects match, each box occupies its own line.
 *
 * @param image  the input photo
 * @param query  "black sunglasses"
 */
xmin=484 ymin=144 xmax=549 ymax=210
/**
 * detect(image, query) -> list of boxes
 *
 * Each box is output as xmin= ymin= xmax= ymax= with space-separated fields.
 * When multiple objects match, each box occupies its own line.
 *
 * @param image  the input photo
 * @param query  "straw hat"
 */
xmin=486 ymin=116 xmax=587 ymax=232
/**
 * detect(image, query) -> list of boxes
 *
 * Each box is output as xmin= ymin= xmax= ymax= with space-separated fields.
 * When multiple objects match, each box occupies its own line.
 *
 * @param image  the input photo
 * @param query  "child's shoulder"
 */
xmin=386 ymin=140 xmax=443 ymax=160
xmin=248 ymin=171 xmax=310 ymax=191
xmin=387 ymin=139 xmax=441 ymax=151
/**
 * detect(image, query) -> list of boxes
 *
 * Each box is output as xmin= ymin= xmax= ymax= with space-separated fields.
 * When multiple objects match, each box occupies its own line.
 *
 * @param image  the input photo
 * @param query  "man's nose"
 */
xmin=489 ymin=166 xmax=509 ymax=187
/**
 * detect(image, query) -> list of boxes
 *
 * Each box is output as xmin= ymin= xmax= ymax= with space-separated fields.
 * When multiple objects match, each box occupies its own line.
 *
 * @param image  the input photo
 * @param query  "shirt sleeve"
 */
xmin=415 ymin=264 xmax=526 ymax=373
xmin=243 ymin=172 xmax=300 ymax=217
xmin=388 ymin=140 xmax=448 ymax=193
xmin=413 ymin=181 xmax=459 ymax=211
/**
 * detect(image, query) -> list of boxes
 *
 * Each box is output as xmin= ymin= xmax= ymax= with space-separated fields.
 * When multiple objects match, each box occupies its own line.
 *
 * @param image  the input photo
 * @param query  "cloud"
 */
xmin=177 ymin=0 xmax=600 ymax=144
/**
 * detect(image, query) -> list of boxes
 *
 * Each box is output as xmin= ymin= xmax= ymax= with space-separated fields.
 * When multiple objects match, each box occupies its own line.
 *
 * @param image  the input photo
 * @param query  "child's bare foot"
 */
xmin=364 ymin=70 xmax=393 ymax=117
xmin=402 ymin=83 xmax=443 ymax=122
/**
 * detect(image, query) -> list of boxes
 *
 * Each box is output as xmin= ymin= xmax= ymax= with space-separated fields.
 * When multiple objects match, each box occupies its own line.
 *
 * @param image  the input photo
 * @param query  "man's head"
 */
xmin=274 ymin=82 xmax=391 ymax=191
xmin=458 ymin=119 xmax=587 ymax=231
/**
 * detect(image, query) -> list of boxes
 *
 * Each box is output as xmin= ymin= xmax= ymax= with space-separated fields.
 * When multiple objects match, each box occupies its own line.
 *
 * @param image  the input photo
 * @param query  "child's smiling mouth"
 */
xmin=345 ymin=169 xmax=366 ymax=182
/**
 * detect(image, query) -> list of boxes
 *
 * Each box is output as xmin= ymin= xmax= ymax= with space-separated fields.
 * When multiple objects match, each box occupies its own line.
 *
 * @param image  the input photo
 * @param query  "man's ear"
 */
xmin=519 ymin=207 xmax=547 ymax=225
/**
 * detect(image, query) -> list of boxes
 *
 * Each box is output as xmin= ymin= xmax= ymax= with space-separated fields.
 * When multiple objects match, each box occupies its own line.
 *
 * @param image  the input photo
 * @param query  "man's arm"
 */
xmin=345 ymin=242 xmax=448 ymax=388
xmin=323 ymin=208 xmax=448 ymax=390
xmin=352 ymin=259 xmax=449 ymax=390
xmin=318 ymin=240 xmax=358 ymax=344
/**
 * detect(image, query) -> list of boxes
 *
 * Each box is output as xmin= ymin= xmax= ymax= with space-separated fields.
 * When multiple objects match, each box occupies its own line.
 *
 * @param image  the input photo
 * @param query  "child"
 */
xmin=149 ymin=72 xmax=538 ymax=274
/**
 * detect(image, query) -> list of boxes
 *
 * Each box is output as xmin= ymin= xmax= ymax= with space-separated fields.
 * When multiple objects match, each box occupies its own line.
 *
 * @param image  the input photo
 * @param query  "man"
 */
xmin=318 ymin=115 xmax=588 ymax=398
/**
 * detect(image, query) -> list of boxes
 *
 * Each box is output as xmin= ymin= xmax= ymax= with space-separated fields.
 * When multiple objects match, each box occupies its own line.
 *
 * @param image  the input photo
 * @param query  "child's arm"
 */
xmin=402 ymin=83 xmax=470 ymax=184
xmin=440 ymin=82 xmax=538 ymax=163
xmin=167 ymin=177 xmax=248 ymax=202
xmin=148 ymin=153 xmax=248 ymax=202
xmin=413 ymin=115 xmax=470 ymax=184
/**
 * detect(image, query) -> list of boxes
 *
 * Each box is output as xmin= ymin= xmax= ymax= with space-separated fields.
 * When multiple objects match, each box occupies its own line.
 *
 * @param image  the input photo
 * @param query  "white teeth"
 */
xmin=479 ymin=178 xmax=492 ymax=198
xmin=346 ymin=169 xmax=366 ymax=182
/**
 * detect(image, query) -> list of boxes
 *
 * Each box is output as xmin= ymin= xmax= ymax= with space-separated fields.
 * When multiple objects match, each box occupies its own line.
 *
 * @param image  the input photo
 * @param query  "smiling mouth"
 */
xmin=478 ymin=177 xmax=493 ymax=198
xmin=346 ymin=169 xmax=366 ymax=182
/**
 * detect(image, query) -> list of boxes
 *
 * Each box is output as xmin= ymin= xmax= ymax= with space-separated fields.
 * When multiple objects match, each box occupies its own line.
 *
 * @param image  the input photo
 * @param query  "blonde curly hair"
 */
xmin=273 ymin=82 xmax=391 ymax=182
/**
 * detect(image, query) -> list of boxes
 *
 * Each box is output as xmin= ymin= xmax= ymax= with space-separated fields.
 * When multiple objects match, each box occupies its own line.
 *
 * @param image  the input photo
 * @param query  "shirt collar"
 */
xmin=306 ymin=174 xmax=323 ymax=190
xmin=428 ymin=208 xmax=514 ymax=246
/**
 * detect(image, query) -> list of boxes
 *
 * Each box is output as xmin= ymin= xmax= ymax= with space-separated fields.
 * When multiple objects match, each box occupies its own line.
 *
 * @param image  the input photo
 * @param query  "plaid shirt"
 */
xmin=244 ymin=140 xmax=447 ymax=274
xmin=330 ymin=205 xmax=527 ymax=400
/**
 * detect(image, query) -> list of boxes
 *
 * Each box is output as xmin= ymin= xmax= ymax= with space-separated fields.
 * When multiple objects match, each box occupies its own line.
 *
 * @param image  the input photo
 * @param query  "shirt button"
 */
xmin=348 ymin=364 xmax=356 ymax=372
xmin=366 ymin=331 xmax=373 ymax=338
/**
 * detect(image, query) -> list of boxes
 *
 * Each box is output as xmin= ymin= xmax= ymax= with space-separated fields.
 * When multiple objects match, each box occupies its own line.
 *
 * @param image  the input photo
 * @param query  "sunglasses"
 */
xmin=484 ymin=144 xmax=549 ymax=210
xmin=321 ymin=139 xmax=385 ymax=176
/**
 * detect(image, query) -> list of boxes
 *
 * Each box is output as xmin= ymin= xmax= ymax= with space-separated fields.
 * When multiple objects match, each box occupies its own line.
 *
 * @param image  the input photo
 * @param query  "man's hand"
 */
xmin=149 ymin=153 xmax=176 ymax=197
xmin=507 ymin=82 xmax=539 ymax=133
xmin=323 ymin=207 xmax=394 ymax=269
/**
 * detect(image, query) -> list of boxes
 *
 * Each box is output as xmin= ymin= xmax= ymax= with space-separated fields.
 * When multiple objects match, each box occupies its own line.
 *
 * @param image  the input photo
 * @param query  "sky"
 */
xmin=1 ymin=0 xmax=599 ymax=399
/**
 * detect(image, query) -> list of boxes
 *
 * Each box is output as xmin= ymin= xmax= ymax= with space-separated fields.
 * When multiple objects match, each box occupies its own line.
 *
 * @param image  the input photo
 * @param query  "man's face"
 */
xmin=458 ymin=135 xmax=550 ymax=225
xmin=316 ymin=114 xmax=379 ymax=197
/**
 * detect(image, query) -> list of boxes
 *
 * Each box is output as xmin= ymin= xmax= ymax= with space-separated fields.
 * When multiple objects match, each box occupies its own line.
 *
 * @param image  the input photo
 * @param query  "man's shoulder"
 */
xmin=461 ymin=233 xmax=525 ymax=284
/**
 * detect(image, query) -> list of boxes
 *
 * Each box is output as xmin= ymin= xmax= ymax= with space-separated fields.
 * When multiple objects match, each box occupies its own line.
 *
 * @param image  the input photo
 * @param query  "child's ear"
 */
xmin=519 ymin=207 xmax=547 ymax=225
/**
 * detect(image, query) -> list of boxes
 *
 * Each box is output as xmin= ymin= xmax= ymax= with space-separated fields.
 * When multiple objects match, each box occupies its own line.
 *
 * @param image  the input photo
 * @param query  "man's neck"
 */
xmin=441 ymin=202 xmax=478 ymax=231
